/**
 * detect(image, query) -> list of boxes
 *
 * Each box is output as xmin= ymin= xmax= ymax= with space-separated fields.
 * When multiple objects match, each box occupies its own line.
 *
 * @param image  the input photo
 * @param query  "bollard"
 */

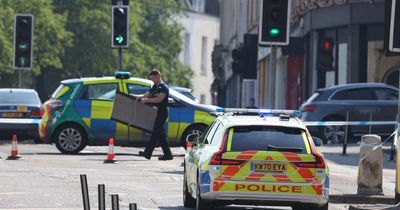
xmin=80 ymin=174 xmax=91 ymax=210
xmin=129 ymin=203 xmax=137 ymax=210
xmin=111 ymin=194 xmax=119 ymax=210
xmin=357 ymin=134 xmax=383 ymax=195
xmin=98 ymin=184 xmax=105 ymax=210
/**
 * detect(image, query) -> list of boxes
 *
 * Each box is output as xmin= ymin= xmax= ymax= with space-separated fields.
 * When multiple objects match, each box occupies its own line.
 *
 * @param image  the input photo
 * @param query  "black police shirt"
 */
xmin=149 ymin=82 xmax=169 ymax=112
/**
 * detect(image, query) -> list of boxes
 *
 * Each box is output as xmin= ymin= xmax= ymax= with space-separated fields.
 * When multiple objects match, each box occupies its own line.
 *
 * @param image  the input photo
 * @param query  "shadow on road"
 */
xmin=158 ymin=206 xmax=291 ymax=210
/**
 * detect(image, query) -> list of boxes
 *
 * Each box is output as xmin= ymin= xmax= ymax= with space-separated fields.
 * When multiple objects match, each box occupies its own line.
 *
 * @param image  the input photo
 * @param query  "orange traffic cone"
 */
xmin=7 ymin=135 xmax=21 ymax=160
xmin=104 ymin=138 xmax=118 ymax=164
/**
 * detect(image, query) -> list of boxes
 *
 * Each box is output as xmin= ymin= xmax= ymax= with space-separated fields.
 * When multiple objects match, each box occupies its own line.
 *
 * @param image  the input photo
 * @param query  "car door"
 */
xmin=188 ymin=121 xmax=218 ymax=192
xmin=372 ymin=87 xmax=398 ymax=134
xmin=77 ymin=82 xmax=121 ymax=143
xmin=124 ymin=81 xmax=152 ymax=143
xmin=332 ymin=87 xmax=377 ymax=134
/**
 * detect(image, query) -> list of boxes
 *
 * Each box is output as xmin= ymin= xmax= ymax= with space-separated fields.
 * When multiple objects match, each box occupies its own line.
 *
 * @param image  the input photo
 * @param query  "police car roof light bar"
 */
xmin=115 ymin=71 xmax=131 ymax=79
xmin=215 ymin=108 xmax=302 ymax=118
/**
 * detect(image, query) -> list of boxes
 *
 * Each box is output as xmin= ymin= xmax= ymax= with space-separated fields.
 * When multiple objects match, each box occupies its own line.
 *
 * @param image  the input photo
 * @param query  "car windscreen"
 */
xmin=230 ymin=126 xmax=307 ymax=153
xmin=0 ymin=91 xmax=40 ymax=105
xmin=305 ymin=92 xmax=320 ymax=103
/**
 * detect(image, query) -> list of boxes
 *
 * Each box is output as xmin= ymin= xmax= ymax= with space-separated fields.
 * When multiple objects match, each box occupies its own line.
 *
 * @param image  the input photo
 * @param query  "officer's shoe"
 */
xmin=138 ymin=151 xmax=151 ymax=160
xmin=158 ymin=155 xmax=173 ymax=161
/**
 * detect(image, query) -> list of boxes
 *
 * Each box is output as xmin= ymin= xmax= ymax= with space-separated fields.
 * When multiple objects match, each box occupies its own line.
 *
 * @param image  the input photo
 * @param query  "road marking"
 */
xmin=0 ymin=192 xmax=29 ymax=195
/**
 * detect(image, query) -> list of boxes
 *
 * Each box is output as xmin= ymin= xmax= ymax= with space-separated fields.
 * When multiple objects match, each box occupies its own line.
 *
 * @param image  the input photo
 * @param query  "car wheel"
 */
xmin=319 ymin=117 xmax=346 ymax=144
xmin=196 ymin=175 xmax=213 ymax=210
xmin=181 ymin=124 xmax=207 ymax=148
xmin=54 ymin=123 xmax=87 ymax=154
xmin=183 ymin=166 xmax=196 ymax=208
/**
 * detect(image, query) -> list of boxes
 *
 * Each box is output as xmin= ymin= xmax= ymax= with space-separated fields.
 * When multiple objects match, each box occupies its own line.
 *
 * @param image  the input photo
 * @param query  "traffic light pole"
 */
xmin=118 ymin=47 xmax=122 ymax=70
xmin=269 ymin=46 xmax=277 ymax=108
xmin=18 ymin=69 xmax=23 ymax=88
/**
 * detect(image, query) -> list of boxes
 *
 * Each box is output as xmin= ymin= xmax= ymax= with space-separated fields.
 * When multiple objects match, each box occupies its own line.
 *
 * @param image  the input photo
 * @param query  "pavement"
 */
xmin=318 ymin=142 xmax=398 ymax=210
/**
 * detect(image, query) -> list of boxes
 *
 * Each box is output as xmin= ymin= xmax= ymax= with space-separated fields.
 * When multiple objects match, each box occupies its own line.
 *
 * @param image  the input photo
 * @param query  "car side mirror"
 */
xmin=312 ymin=137 xmax=323 ymax=147
xmin=186 ymin=133 xmax=200 ymax=146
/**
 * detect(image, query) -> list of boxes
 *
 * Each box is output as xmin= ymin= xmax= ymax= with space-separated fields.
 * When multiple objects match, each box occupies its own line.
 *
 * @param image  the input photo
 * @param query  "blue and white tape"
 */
xmin=303 ymin=121 xmax=398 ymax=126
xmin=0 ymin=118 xmax=41 ymax=124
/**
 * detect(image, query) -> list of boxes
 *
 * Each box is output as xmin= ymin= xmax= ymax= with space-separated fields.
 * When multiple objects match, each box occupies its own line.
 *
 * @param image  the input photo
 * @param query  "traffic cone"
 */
xmin=7 ymin=135 xmax=21 ymax=160
xmin=104 ymin=138 xmax=118 ymax=164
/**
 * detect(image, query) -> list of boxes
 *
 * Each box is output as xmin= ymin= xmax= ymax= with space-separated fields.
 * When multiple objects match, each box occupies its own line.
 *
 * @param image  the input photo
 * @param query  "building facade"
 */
xmin=178 ymin=0 xmax=220 ymax=105
xmin=214 ymin=0 xmax=400 ymax=109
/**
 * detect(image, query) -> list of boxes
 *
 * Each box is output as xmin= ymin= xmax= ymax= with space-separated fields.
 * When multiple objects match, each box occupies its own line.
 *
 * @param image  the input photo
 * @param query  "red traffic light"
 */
xmin=321 ymin=38 xmax=334 ymax=52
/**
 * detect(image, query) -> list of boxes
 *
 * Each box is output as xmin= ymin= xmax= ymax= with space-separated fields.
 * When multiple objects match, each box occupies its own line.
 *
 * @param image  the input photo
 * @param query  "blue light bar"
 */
xmin=115 ymin=71 xmax=131 ymax=79
xmin=215 ymin=108 xmax=302 ymax=118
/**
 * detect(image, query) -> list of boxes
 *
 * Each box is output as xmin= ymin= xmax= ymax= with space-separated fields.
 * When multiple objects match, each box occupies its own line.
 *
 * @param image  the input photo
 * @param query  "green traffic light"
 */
xmin=269 ymin=28 xmax=281 ymax=37
xmin=19 ymin=57 xmax=26 ymax=66
xmin=115 ymin=35 xmax=124 ymax=44
xmin=18 ymin=43 xmax=28 ymax=51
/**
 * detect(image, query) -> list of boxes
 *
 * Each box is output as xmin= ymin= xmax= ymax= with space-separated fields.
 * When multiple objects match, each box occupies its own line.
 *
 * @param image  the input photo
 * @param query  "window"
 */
xmin=200 ymin=94 xmax=206 ymax=104
xmin=230 ymin=126 xmax=307 ymax=154
xmin=85 ymin=83 xmax=119 ymax=100
xmin=201 ymin=36 xmax=208 ymax=76
xmin=210 ymin=124 xmax=225 ymax=146
xmin=374 ymin=88 xmax=398 ymax=101
xmin=204 ymin=121 xmax=219 ymax=144
xmin=331 ymin=88 xmax=375 ymax=100
xmin=127 ymin=84 xmax=150 ymax=95
xmin=184 ymin=33 xmax=190 ymax=66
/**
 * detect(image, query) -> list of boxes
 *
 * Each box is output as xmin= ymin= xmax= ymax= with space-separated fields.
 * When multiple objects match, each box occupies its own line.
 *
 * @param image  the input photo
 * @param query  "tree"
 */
xmin=0 ymin=0 xmax=72 ymax=93
xmin=54 ymin=0 xmax=193 ymax=87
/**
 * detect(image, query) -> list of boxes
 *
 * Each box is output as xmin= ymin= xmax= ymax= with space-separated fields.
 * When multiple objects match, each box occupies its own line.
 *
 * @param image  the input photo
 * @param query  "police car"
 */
xmin=39 ymin=72 xmax=218 ymax=154
xmin=183 ymin=109 xmax=329 ymax=210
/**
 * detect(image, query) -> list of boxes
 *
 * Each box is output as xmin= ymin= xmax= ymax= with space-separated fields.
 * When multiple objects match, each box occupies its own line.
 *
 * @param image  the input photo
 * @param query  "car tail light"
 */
xmin=293 ymin=152 xmax=326 ymax=169
xmin=302 ymin=104 xmax=316 ymax=112
xmin=210 ymin=132 xmax=244 ymax=165
xmin=47 ymin=100 xmax=64 ymax=110
xmin=29 ymin=110 xmax=44 ymax=118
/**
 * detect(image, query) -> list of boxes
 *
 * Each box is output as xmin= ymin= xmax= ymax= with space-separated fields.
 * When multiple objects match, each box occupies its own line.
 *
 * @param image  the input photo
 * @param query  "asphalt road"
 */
xmin=0 ymin=141 xmax=394 ymax=210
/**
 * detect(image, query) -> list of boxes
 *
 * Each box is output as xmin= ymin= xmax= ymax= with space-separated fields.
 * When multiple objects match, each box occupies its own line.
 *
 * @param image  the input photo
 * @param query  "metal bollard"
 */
xmin=111 ymin=194 xmax=119 ymax=210
xmin=98 ymin=184 xmax=105 ymax=210
xmin=129 ymin=203 xmax=137 ymax=210
xmin=357 ymin=134 xmax=383 ymax=195
xmin=80 ymin=174 xmax=90 ymax=210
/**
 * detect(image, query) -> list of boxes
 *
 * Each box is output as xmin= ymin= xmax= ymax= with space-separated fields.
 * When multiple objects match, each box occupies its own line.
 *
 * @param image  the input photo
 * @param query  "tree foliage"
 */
xmin=0 ymin=0 xmax=192 ymax=99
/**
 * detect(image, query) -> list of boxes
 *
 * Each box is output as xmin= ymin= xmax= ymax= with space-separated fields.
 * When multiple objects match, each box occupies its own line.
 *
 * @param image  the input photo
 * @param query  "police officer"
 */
xmin=134 ymin=70 xmax=173 ymax=160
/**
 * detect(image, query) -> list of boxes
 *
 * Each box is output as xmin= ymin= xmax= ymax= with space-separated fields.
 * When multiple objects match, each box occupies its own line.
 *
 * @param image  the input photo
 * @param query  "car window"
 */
xmin=210 ymin=123 xmax=224 ymax=146
xmin=230 ymin=126 xmax=307 ymax=154
xmin=374 ymin=88 xmax=398 ymax=101
xmin=0 ymin=91 xmax=40 ymax=105
xmin=331 ymin=88 xmax=375 ymax=100
xmin=85 ymin=83 xmax=119 ymax=100
xmin=51 ymin=84 xmax=70 ymax=99
xmin=204 ymin=121 xmax=219 ymax=144
xmin=127 ymin=84 xmax=150 ymax=95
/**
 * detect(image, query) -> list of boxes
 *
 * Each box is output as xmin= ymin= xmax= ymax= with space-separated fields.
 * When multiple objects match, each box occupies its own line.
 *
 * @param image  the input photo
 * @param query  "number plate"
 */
xmin=17 ymin=106 xmax=28 ymax=112
xmin=2 ymin=113 xmax=24 ymax=118
xmin=252 ymin=162 xmax=287 ymax=173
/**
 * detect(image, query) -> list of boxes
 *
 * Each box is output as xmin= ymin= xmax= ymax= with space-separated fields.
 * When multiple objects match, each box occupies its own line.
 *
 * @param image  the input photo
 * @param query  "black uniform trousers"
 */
xmin=143 ymin=110 xmax=172 ymax=157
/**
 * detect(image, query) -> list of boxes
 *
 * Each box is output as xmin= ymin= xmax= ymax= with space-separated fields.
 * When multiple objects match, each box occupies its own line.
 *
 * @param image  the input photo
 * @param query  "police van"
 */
xmin=183 ymin=109 xmax=329 ymax=210
xmin=39 ymin=72 xmax=218 ymax=154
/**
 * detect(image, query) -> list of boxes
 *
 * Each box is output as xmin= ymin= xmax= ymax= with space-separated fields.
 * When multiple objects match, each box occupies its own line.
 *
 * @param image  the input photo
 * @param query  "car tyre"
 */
xmin=183 ymin=166 xmax=196 ymax=208
xmin=196 ymin=175 xmax=213 ymax=210
xmin=319 ymin=116 xmax=347 ymax=144
xmin=54 ymin=123 xmax=87 ymax=154
xmin=181 ymin=124 xmax=207 ymax=148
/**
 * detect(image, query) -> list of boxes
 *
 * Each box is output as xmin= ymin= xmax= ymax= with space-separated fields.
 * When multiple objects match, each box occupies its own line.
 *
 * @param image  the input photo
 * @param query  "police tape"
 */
xmin=303 ymin=121 xmax=398 ymax=126
xmin=0 ymin=118 xmax=40 ymax=124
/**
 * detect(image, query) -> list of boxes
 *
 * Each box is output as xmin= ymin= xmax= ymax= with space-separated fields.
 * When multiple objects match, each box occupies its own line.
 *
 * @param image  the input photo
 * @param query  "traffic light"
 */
xmin=14 ymin=14 xmax=33 ymax=69
xmin=259 ymin=0 xmax=291 ymax=46
xmin=231 ymin=34 xmax=258 ymax=79
xmin=112 ymin=6 xmax=129 ymax=48
xmin=318 ymin=38 xmax=334 ymax=70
